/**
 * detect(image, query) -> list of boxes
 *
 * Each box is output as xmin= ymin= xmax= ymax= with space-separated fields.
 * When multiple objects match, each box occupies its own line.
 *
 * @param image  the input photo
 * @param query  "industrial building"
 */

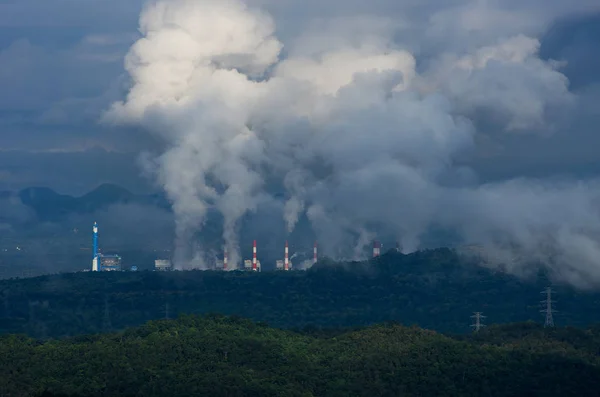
xmin=155 ymin=260 xmax=172 ymax=271
xmin=215 ymin=247 xmax=229 ymax=270
xmin=89 ymin=218 xmax=385 ymax=273
xmin=92 ymin=222 xmax=99 ymax=271
xmin=213 ymin=240 xmax=320 ymax=272
xmin=276 ymin=241 xmax=293 ymax=270
xmin=91 ymin=222 xmax=123 ymax=272
xmin=244 ymin=259 xmax=261 ymax=271
xmin=244 ymin=240 xmax=261 ymax=271
xmin=100 ymin=255 xmax=122 ymax=272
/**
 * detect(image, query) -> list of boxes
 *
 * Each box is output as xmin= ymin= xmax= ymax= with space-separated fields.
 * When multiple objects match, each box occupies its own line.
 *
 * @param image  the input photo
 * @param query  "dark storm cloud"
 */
xmin=466 ymin=10 xmax=600 ymax=183
xmin=0 ymin=0 xmax=150 ymax=188
xmin=0 ymin=0 xmax=144 ymax=126
xmin=0 ymin=0 xmax=598 ymax=159
xmin=0 ymin=1 xmax=596 ymax=191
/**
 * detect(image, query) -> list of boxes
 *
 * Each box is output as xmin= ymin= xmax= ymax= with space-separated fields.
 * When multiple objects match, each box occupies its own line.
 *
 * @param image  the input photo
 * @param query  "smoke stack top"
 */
xmin=373 ymin=241 xmax=381 ymax=258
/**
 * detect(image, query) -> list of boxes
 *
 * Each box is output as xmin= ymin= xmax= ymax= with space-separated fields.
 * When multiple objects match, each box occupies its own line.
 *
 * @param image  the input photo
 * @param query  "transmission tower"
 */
xmin=470 ymin=312 xmax=486 ymax=332
xmin=541 ymin=287 xmax=556 ymax=328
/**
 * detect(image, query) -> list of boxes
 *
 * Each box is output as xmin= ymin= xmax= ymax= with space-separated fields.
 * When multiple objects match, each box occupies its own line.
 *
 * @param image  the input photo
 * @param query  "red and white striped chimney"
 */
xmin=284 ymin=241 xmax=289 ymax=271
xmin=373 ymin=241 xmax=380 ymax=258
xmin=223 ymin=246 xmax=228 ymax=270
xmin=252 ymin=240 xmax=257 ymax=271
xmin=313 ymin=241 xmax=318 ymax=265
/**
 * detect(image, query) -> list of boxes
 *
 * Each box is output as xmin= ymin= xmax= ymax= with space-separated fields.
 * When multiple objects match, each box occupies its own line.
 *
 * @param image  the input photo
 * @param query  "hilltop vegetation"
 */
xmin=1 ymin=315 xmax=600 ymax=397
xmin=2 ymin=249 xmax=600 ymax=339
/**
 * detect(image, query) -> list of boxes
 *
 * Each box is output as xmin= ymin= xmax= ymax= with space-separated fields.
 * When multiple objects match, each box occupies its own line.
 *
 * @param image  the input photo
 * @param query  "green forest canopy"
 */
xmin=1 ymin=248 xmax=600 ymax=339
xmin=2 ymin=315 xmax=600 ymax=397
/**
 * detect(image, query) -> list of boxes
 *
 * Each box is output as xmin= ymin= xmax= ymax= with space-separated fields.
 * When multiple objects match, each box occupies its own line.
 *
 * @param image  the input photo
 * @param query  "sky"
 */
xmin=1 ymin=0 xmax=600 ymax=282
xmin=0 ymin=0 xmax=598 ymax=195
xmin=0 ymin=0 xmax=149 ymax=194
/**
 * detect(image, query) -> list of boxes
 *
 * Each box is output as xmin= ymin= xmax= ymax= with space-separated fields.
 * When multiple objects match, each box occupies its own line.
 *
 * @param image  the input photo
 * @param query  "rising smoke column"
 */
xmin=107 ymin=0 xmax=600 ymax=287
xmin=107 ymin=0 xmax=282 ymax=268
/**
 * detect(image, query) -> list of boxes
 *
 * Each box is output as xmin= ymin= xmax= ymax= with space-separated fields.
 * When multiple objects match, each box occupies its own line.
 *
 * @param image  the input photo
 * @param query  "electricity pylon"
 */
xmin=470 ymin=312 xmax=486 ymax=332
xmin=541 ymin=287 xmax=556 ymax=328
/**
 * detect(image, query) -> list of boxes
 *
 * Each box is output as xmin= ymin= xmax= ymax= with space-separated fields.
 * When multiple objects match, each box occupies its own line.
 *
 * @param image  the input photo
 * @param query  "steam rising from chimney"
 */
xmin=106 ymin=0 xmax=600 ymax=287
xmin=252 ymin=239 xmax=257 ymax=272
xmin=284 ymin=240 xmax=289 ymax=271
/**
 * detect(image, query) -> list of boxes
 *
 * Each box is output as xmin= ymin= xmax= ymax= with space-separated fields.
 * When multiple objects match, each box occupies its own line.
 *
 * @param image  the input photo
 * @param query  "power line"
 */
xmin=541 ymin=286 xmax=556 ymax=328
xmin=470 ymin=312 xmax=486 ymax=332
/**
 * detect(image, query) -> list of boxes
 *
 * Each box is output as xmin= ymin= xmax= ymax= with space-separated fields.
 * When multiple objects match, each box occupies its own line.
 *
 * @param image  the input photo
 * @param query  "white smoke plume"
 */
xmin=106 ymin=0 xmax=600 ymax=286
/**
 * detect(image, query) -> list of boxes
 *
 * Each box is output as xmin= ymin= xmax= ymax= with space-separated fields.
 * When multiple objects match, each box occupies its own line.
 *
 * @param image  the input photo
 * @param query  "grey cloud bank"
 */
xmin=100 ymin=0 xmax=600 ymax=286
xmin=0 ymin=0 xmax=600 ymax=286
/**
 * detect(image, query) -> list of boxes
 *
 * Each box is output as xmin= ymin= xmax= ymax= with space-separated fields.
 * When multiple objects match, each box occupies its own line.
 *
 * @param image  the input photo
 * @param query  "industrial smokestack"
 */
xmin=284 ymin=241 xmax=289 ymax=271
xmin=252 ymin=240 xmax=257 ymax=271
xmin=223 ymin=246 xmax=228 ymax=270
xmin=92 ymin=222 xmax=99 ymax=272
xmin=373 ymin=241 xmax=380 ymax=258
xmin=313 ymin=241 xmax=318 ymax=265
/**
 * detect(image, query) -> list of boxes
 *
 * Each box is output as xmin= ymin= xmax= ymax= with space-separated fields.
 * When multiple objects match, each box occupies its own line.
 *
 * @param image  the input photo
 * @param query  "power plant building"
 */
xmin=244 ymin=240 xmax=261 ymax=271
xmin=89 ymin=221 xmax=342 ymax=274
xmin=100 ymin=255 xmax=122 ymax=272
xmin=276 ymin=259 xmax=293 ymax=271
xmin=244 ymin=259 xmax=261 ymax=271
xmin=155 ymin=260 xmax=172 ymax=271
xmin=215 ymin=247 xmax=229 ymax=270
xmin=90 ymin=222 xmax=122 ymax=272
xmin=244 ymin=259 xmax=252 ymax=270
xmin=92 ymin=222 xmax=99 ymax=271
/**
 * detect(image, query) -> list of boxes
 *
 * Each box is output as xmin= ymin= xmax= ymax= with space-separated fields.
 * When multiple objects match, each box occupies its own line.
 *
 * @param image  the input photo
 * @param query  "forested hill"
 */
xmin=2 ymin=248 xmax=600 ymax=338
xmin=2 ymin=315 xmax=600 ymax=397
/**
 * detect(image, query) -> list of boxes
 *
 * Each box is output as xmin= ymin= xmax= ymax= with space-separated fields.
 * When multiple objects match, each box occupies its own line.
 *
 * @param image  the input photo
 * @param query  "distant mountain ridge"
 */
xmin=10 ymin=183 xmax=171 ymax=221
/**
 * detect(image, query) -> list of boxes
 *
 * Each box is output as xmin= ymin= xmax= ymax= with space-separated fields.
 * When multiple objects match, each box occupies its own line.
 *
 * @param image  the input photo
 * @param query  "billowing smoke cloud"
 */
xmin=106 ymin=0 xmax=600 ymax=286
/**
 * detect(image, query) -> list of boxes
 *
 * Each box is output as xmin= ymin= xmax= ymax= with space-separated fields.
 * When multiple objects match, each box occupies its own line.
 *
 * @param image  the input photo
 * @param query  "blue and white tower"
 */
xmin=92 ymin=221 xmax=99 ymax=271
